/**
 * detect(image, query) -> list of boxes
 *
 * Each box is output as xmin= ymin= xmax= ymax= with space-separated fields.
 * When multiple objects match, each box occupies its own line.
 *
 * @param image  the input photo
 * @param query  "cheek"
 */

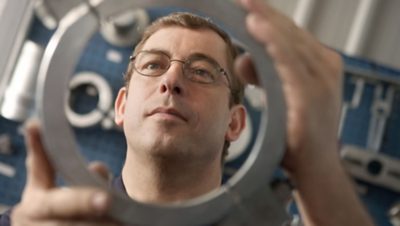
xmin=192 ymin=94 xmax=231 ymax=132
xmin=127 ymin=78 xmax=157 ymax=104
xmin=123 ymin=84 xmax=151 ymax=121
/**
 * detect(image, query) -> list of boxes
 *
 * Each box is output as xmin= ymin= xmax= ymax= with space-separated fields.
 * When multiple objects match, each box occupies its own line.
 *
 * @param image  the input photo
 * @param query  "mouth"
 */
xmin=148 ymin=107 xmax=188 ymax=122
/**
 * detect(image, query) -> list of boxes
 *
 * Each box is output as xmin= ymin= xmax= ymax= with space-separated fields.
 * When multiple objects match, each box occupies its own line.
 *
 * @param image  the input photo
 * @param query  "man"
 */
xmin=2 ymin=0 xmax=375 ymax=225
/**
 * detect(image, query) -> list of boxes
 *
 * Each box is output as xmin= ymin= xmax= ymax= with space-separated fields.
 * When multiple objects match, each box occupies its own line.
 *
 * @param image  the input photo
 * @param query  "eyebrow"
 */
xmin=189 ymin=53 xmax=223 ymax=69
xmin=141 ymin=48 xmax=171 ymax=57
xmin=141 ymin=48 xmax=224 ymax=69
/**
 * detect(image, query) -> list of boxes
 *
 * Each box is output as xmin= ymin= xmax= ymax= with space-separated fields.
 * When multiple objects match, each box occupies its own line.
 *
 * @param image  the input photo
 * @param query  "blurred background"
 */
xmin=0 ymin=0 xmax=399 ymax=225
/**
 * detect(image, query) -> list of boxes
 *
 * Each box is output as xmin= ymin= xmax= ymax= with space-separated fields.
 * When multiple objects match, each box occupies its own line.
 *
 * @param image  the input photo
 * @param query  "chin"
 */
xmin=150 ymin=139 xmax=191 ymax=159
xmin=128 ymin=130 xmax=221 ymax=163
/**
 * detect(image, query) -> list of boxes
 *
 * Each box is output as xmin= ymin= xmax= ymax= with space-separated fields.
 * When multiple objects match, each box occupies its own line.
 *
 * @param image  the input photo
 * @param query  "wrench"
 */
xmin=339 ymin=77 xmax=365 ymax=136
xmin=366 ymin=84 xmax=395 ymax=152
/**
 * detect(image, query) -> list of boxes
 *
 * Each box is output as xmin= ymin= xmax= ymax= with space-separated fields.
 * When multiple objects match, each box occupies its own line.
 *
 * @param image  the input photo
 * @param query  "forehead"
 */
xmin=141 ymin=26 xmax=229 ymax=68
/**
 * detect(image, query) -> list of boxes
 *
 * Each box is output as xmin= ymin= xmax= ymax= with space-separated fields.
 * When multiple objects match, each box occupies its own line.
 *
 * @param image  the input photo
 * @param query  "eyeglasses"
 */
xmin=129 ymin=50 xmax=231 ymax=87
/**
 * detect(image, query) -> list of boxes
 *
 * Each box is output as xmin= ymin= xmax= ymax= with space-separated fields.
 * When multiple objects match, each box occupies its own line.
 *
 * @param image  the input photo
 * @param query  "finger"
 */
xmin=234 ymin=53 xmax=259 ymax=85
xmin=88 ymin=161 xmax=112 ymax=182
xmin=245 ymin=15 xmax=311 ymax=86
xmin=239 ymin=0 xmax=298 ymax=37
xmin=27 ymin=219 xmax=120 ymax=226
xmin=23 ymin=118 xmax=55 ymax=191
xmin=239 ymin=0 xmax=321 ymax=75
xmin=238 ymin=0 xmax=278 ymax=18
xmin=29 ymin=187 xmax=111 ymax=219
xmin=245 ymin=13 xmax=299 ymax=64
xmin=242 ymin=2 xmax=336 ymax=82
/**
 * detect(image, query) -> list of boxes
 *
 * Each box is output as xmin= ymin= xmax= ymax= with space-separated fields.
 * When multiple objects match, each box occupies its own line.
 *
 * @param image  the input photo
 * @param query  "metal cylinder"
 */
xmin=345 ymin=0 xmax=379 ymax=56
xmin=100 ymin=8 xmax=149 ymax=47
xmin=1 ymin=40 xmax=44 ymax=121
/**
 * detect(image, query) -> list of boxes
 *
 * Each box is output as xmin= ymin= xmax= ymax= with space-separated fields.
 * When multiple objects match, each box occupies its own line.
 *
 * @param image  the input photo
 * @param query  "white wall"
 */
xmin=266 ymin=0 xmax=400 ymax=69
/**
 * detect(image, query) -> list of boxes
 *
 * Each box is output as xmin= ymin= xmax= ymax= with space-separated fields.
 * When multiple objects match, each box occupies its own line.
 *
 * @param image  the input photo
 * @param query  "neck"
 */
xmin=121 ymin=148 xmax=222 ymax=204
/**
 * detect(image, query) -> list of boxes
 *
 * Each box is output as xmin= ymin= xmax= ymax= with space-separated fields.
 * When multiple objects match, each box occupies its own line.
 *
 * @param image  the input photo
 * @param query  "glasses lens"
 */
xmin=134 ymin=52 xmax=169 ymax=76
xmin=185 ymin=59 xmax=218 ymax=84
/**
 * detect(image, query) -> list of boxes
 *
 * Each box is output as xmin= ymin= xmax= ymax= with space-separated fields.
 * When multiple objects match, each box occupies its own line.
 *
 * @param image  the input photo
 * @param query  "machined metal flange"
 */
xmin=36 ymin=0 xmax=287 ymax=225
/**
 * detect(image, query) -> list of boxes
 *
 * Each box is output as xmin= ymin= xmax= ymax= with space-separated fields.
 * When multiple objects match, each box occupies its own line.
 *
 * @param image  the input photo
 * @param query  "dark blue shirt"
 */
xmin=0 ymin=209 xmax=10 ymax=226
xmin=0 ymin=176 xmax=126 ymax=226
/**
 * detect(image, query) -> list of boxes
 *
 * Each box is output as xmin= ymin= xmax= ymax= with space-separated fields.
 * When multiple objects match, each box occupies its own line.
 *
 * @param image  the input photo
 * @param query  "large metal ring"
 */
xmin=36 ymin=0 xmax=286 ymax=225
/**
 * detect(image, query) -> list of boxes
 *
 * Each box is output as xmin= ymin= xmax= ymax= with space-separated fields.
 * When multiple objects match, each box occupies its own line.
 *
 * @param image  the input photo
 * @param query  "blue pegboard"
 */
xmin=0 ymin=117 xmax=26 ymax=206
xmin=341 ymin=56 xmax=400 ymax=226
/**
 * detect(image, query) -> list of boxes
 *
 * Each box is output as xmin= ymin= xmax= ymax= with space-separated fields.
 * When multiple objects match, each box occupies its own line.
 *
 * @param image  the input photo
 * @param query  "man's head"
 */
xmin=115 ymin=12 xmax=246 ymax=167
xmin=125 ymin=12 xmax=244 ymax=107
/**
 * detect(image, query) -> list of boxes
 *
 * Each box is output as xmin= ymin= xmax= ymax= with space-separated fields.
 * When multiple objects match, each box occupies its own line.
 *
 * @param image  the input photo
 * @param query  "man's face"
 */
xmin=115 ymin=26 xmax=245 ymax=164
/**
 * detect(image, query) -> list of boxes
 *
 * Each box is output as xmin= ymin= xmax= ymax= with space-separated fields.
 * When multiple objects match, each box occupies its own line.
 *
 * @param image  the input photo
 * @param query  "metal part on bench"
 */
xmin=66 ymin=72 xmax=113 ymax=128
xmin=341 ymin=145 xmax=400 ymax=193
xmin=390 ymin=202 xmax=400 ymax=226
xmin=36 ymin=0 xmax=287 ymax=225
xmin=0 ymin=0 xmax=35 ymax=106
xmin=34 ymin=0 xmax=84 ymax=29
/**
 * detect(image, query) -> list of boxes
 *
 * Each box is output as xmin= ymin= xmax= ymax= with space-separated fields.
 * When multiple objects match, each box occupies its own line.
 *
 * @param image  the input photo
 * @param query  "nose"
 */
xmin=159 ymin=61 xmax=185 ymax=95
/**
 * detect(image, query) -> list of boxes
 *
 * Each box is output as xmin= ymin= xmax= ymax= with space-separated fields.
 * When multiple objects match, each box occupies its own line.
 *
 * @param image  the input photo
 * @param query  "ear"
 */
xmin=114 ymin=87 xmax=127 ymax=127
xmin=225 ymin=105 xmax=246 ymax=142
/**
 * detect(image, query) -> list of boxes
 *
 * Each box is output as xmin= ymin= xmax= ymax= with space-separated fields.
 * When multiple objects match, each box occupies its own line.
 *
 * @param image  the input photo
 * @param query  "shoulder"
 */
xmin=112 ymin=175 xmax=127 ymax=194
xmin=0 ymin=209 xmax=11 ymax=226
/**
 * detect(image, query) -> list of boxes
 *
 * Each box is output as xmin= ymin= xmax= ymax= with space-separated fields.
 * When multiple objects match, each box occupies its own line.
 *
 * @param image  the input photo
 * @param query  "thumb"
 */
xmin=88 ymin=161 xmax=112 ymax=183
xmin=234 ymin=53 xmax=259 ymax=86
xmin=23 ymin=119 xmax=55 ymax=192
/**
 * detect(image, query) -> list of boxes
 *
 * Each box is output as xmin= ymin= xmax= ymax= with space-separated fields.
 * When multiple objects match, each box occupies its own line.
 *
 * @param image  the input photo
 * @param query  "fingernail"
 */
xmin=23 ymin=117 xmax=39 ymax=128
xmin=248 ymin=13 xmax=260 ymax=23
xmin=22 ymin=118 xmax=40 ymax=135
xmin=92 ymin=192 xmax=109 ymax=212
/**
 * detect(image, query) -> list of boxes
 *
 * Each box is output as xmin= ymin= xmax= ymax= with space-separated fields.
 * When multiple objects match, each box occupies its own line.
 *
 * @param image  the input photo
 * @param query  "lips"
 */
xmin=148 ymin=107 xmax=188 ymax=122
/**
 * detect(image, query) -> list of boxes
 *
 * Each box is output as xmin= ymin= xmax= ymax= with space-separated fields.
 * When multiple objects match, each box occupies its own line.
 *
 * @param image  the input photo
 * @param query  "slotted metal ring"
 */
xmin=36 ymin=0 xmax=286 ymax=225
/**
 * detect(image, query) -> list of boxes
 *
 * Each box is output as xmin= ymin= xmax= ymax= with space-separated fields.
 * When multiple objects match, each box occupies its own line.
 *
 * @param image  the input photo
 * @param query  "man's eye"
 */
xmin=144 ymin=63 xmax=162 ymax=70
xmin=143 ymin=59 xmax=167 ymax=69
xmin=189 ymin=67 xmax=215 ymax=83
xmin=139 ymin=60 xmax=167 ymax=75
xmin=193 ymin=68 xmax=210 ymax=76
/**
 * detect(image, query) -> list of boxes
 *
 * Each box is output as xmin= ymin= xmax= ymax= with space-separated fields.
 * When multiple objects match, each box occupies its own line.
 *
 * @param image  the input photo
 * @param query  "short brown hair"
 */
xmin=124 ymin=12 xmax=245 ymax=161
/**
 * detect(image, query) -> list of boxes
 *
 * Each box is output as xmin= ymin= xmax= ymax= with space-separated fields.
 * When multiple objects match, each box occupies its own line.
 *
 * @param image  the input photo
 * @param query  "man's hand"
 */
xmin=11 ymin=120 xmax=120 ymax=226
xmin=236 ymin=0 xmax=375 ymax=225
xmin=236 ymin=0 xmax=342 ymax=172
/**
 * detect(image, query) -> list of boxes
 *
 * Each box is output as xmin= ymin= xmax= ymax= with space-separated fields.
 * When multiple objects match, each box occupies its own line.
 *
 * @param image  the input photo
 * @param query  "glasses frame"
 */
xmin=129 ymin=50 xmax=231 ymax=88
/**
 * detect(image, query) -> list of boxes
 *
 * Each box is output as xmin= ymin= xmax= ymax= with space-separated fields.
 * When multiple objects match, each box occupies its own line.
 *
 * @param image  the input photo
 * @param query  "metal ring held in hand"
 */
xmin=36 ymin=0 xmax=286 ymax=225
